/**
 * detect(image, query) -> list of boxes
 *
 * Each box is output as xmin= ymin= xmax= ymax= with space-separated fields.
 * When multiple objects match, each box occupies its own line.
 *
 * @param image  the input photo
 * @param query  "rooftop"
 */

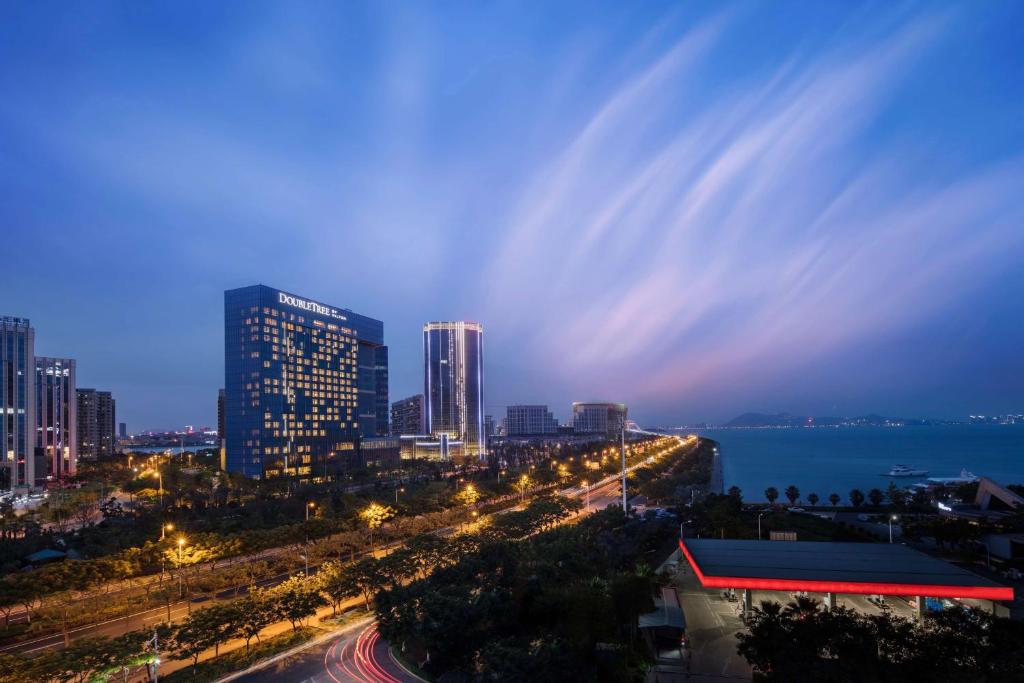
xmin=680 ymin=538 xmax=1014 ymax=601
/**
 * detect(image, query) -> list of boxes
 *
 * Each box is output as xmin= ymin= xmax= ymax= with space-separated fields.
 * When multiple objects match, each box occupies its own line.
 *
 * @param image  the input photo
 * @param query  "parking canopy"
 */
xmin=680 ymin=538 xmax=1014 ymax=601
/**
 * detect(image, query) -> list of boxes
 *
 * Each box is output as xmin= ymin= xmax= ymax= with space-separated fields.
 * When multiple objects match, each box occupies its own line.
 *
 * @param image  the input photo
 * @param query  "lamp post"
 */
xmin=176 ymin=537 xmax=185 ymax=598
xmin=582 ymin=481 xmax=590 ymax=512
xmin=889 ymin=515 xmax=898 ymax=544
xmin=306 ymin=501 xmax=315 ymax=522
xmin=395 ymin=486 xmax=405 ymax=505
xmin=758 ymin=512 xmax=765 ymax=540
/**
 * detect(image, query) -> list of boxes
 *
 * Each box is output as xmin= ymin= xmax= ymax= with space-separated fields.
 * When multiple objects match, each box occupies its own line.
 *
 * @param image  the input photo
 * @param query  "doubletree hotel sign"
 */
xmin=277 ymin=291 xmax=348 ymax=322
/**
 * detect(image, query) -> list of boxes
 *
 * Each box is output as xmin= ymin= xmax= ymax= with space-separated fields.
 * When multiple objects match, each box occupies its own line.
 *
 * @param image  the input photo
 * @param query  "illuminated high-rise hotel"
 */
xmin=224 ymin=285 xmax=388 ymax=479
xmin=423 ymin=322 xmax=485 ymax=458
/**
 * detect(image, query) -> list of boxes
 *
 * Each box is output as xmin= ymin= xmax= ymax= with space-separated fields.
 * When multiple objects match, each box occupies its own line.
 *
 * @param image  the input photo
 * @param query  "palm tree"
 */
xmin=783 ymin=595 xmax=820 ymax=619
xmin=765 ymin=487 xmax=779 ymax=506
xmin=828 ymin=493 xmax=840 ymax=507
xmin=784 ymin=485 xmax=800 ymax=506
xmin=849 ymin=489 xmax=865 ymax=508
xmin=868 ymin=488 xmax=884 ymax=507
xmin=807 ymin=493 xmax=819 ymax=507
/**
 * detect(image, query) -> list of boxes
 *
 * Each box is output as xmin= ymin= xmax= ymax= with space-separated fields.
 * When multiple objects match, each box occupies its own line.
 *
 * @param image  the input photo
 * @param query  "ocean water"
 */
xmin=695 ymin=425 xmax=1024 ymax=504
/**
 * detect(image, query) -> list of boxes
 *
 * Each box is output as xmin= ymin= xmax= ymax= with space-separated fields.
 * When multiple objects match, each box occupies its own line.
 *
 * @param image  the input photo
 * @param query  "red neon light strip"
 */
xmin=678 ymin=539 xmax=1014 ymax=601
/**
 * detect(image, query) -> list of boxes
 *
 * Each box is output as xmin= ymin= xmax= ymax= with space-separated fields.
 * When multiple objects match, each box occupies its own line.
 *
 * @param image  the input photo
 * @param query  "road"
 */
xmin=231 ymin=623 xmax=422 ymax=683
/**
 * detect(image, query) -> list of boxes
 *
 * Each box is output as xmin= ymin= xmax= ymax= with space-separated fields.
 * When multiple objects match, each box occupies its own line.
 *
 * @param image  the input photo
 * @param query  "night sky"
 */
xmin=2 ymin=2 xmax=1022 ymax=430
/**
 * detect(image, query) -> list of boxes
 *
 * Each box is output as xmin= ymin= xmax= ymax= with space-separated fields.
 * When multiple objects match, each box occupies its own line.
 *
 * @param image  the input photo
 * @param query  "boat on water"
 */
xmin=926 ymin=469 xmax=979 ymax=486
xmin=884 ymin=464 xmax=929 ymax=477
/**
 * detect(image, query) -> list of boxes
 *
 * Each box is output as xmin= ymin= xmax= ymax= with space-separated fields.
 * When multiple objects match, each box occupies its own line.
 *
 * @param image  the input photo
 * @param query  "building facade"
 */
xmin=77 ymin=389 xmax=116 ymax=458
xmin=572 ymin=402 xmax=628 ymax=437
xmin=374 ymin=346 xmax=389 ymax=436
xmin=423 ymin=322 xmax=485 ymax=459
xmin=35 ymin=357 xmax=76 ymax=485
xmin=505 ymin=405 xmax=559 ymax=436
xmin=1 ymin=317 xmax=35 ymax=491
xmin=118 ymin=422 xmax=127 ymax=439
xmin=224 ymin=285 xmax=388 ymax=479
xmin=390 ymin=394 xmax=425 ymax=436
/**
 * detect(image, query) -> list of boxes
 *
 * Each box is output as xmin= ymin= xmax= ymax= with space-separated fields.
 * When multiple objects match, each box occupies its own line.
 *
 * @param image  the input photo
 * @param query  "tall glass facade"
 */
xmin=1 ymin=317 xmax=34 ymax=491
xmin=35 ymin=357 xmax=76 ymax=485
xmin=224 ymin=285 xmax=387 ymax=479
xmin=423 ymin=322 xmax=485 ymax=459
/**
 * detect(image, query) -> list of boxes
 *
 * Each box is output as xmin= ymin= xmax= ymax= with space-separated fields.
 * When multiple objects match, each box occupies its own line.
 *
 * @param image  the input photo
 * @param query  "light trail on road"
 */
xmin=324 ymin=624 xmax=403 ymax=683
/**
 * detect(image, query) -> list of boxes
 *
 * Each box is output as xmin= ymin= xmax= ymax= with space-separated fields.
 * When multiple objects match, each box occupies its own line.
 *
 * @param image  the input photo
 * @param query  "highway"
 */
xmin=229 ymin=622 xmax=423 ymax=683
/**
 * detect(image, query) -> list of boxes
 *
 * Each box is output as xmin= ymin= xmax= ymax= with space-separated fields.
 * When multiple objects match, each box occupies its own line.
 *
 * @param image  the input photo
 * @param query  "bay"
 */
xmin=695 ymin=424 xmax=1024 ymax=504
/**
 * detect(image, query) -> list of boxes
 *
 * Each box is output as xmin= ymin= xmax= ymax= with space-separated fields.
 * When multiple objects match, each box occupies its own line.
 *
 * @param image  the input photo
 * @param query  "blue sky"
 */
xmin=2 ymin=1 xmax=1022 ymax=429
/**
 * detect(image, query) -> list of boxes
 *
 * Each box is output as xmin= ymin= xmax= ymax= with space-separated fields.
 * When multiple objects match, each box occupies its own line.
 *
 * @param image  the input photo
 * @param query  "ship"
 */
xmin=926 ymin=469 xmax=979 ymax=486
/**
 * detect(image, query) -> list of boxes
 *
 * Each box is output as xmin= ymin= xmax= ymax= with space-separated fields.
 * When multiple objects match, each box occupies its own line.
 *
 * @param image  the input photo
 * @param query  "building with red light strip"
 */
xmin=679 ymin=538 xmax=1014 ymax=616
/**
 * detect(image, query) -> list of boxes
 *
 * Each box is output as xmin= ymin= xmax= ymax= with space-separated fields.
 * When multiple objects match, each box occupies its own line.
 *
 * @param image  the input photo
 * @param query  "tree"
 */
xmin=359 ymin=503 xmax=396 ymax=550
xmin=317 ymin=561 xmax=360 ymax=616
xmin=235 ymin=590 xmax=276 ymax=653
xmin=515 ymin=474 xmax=534 ymax=502
xmin=868 ymin=488 xmax=885 ymax=507
xmin=828 ymin=493 xmax=840 ymax=507
xmin=727 ymin=485 xmax=742 ymax=501
xmin=349 ymin=557 xmax=385 ymax=611
xmin=849 ymin=489 xmax=865 ymax=508
xmin=454 ymin=484 xmax=481 ymax=508
xmin=886 ymin=482 xmax=907 ymax=508
xmin=806 ymin=493 xmax=819 ymax=507
xmin=271 ymin=575 xmax=327 ymax=631
xmin=764 ymin=487 xmax=779 ymax=505
xmin=784 ymin=485 xmax=800 ymax=506
xmin=173 ymin=611 xmax=222 ymax=669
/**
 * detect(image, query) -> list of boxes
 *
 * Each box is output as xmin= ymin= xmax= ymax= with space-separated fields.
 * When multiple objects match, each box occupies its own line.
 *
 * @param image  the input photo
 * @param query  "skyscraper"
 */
xmin=118 ymin=422 xmax=127 ymax=439
xmin=224 ymin=285 xmax=388 ymax=479
xmin=374 ymin=346 xmax=389 ymax=436
xmin=391 ymin=394 xmax=425 ymax=436
xmin=35 ymin=357 xmax=76 ymax=485
xmin=505 ymin=405 xmax=559 ymax=436
xmin=77 ymin=389 xmax=116 ymax=458
xmin=1 ymin=317 xmax=35 ymax=491
xmin=423 ymin=322 xmax=485 ymax=458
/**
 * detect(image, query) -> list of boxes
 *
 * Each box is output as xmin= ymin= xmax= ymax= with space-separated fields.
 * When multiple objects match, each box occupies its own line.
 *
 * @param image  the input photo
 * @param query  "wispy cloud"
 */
xmin=480 ymin=9 xmax=1024 ymax=414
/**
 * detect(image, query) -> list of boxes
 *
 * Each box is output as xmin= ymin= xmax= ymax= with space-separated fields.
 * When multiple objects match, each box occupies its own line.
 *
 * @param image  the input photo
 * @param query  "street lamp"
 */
xmin=581 ymin=481 xmax=590 ymax=512
xmin=889 ymin=515 xmax=898 ymax=544
xmin=176 ymin=537 xmax=185 ymax=598
xmin=160 ymin=522 xmax=173 ymax=541
xmin=306 ymin=501 xmax=316 ymax=522
xmin=395 ymin=486 xmax=405 ymax=504
xmin=758 ymin=512 xmax=765 ymax=540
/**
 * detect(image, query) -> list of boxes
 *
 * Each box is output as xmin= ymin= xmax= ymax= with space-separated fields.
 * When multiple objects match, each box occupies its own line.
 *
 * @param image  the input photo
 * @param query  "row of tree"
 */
xmin=761 ymin=483 xmax=927 ymax=509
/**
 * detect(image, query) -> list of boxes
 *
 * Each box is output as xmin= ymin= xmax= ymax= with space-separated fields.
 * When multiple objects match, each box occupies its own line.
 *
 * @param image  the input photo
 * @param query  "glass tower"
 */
xmin=1 ymin=316 xmax=35 ymax=492
xmin=423 ymin=322 xmax=485 ymax=459
xmin=224 ymin=285 xmax=387 ymax=479
xmin=36 ymin=357 xmax=77 ymax=486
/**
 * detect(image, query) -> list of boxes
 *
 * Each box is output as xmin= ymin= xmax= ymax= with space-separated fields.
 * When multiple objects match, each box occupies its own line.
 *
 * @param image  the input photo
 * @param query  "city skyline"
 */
xmin=3 ymin=2 xmax=1023 ymax=429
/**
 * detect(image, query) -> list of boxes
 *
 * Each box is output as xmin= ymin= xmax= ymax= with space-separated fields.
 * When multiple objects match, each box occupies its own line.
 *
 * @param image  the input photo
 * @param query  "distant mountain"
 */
xmin=721 ymin=412 xmax=953 ymax=428
xmin=724 ymin=412 xmax=807 ymax=428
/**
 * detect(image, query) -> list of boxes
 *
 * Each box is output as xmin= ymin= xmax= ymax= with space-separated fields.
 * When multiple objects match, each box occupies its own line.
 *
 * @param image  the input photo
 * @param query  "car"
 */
xmin=787 ymin=506 xmax=806 ymax=513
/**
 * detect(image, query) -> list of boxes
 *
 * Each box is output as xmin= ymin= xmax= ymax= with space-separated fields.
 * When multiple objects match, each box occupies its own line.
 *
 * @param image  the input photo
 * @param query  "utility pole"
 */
xmin=620 ymin=424 xmax=627 ymax=512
